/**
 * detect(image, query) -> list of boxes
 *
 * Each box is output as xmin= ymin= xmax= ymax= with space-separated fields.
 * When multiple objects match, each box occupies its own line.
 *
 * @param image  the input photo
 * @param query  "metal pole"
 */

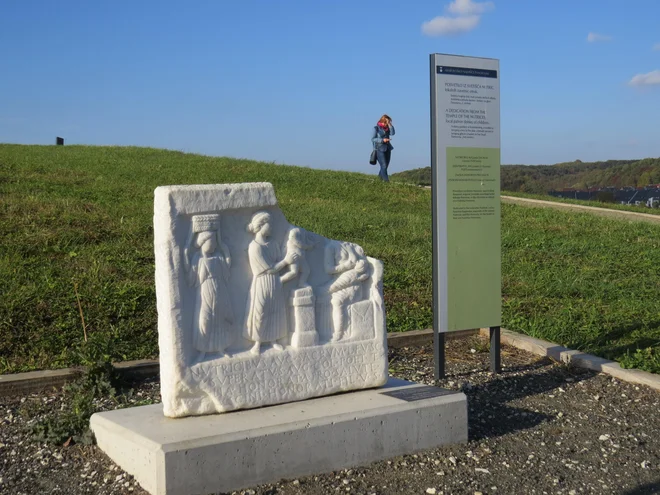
xmin=434 ymin=331 xmax=445 ymax=381
xmin=430 ymin=54 xmax=445 ymax=381
xmin=490 ymin=326 xmax=501 ymax=373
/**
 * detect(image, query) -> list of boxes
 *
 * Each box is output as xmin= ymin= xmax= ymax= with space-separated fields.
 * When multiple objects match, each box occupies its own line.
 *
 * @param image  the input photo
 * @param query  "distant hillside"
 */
xmin=390 ymin=167 xmax=433 ymax=186
xmin=391 ymin=158 xmax=660 ymax=193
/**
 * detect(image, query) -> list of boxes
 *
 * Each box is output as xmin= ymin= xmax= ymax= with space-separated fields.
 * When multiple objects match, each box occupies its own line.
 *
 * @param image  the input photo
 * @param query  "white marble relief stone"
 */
xmin=154 ymin=183 xmax=388 ymax=418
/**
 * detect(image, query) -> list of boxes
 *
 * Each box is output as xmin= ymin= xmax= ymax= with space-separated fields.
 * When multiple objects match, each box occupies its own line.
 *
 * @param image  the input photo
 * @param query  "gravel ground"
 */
xmin=1 ymin=336 xmax=659 ymax=495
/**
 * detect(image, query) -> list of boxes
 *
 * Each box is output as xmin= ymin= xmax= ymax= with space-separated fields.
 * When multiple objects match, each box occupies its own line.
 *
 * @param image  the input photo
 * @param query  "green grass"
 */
xmin=0 ymin=145 xmax=432 ymax=373
xmin=502 ymin=206 xmax=660 ymax=373
xmin=503 ymin=190 xmax=660 ymax=216
xmin=390 ymin=168 xmax=432 ymax=187
xmin=1 ymin=144 xmax=658 ymax=374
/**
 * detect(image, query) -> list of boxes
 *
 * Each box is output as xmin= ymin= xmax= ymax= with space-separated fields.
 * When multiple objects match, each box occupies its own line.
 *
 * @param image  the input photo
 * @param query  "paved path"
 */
xmin=501 ymin=195 xmax=660 ymax=225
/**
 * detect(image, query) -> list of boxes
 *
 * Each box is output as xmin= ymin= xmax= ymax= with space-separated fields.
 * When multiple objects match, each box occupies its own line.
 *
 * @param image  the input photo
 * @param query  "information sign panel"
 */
xmin=430 ymin=53 xmax=501 ymax=334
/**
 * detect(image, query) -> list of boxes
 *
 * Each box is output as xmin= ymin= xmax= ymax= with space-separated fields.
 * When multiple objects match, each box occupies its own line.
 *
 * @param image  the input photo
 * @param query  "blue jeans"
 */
xmin=377 ymin=150 xmax=391 ymax=182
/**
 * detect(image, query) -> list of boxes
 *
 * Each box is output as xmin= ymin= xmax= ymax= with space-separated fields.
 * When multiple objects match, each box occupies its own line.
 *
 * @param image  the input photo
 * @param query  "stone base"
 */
xmin=90 ymin=378 xmax=468 ymax=495
xmin=291 ymin=329 xmax=318 ymax=347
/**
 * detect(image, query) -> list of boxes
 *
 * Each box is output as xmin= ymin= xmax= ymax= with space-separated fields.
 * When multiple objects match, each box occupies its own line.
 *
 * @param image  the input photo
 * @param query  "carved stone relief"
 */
xmin=154 ymin=183 xmax=388 ymax=418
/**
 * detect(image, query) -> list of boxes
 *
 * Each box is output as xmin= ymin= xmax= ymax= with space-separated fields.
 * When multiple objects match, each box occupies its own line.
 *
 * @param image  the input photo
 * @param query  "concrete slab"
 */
xmin=91 ymin=378 xmax=467 ymax=495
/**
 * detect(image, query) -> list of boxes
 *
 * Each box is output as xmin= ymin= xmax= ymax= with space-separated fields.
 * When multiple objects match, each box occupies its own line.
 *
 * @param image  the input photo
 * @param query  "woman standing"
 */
xmin=185 ymin=215 xmax=234 ymax=358
xmin=243 ymin=211 xmax=297 ymax=355
xmin=371 ymin=114 xmax=395 ymax=182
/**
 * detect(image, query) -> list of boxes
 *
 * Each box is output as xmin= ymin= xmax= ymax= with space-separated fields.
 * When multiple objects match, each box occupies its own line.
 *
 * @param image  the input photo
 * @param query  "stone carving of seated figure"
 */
xmin=319 ymin=240 xmax=370 ymax=342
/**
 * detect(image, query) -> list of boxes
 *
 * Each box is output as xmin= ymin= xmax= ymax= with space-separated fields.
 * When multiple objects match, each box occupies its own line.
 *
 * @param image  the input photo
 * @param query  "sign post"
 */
xmin=430 ymin=54 xmax=502 ymax=380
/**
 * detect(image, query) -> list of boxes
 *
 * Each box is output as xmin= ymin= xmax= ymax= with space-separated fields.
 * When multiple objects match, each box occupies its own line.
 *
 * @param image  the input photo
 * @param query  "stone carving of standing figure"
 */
xmin=184 ymin=214 xmax=234 ymax=357
xmin=243 ymin=211 xmax=298 ymax=355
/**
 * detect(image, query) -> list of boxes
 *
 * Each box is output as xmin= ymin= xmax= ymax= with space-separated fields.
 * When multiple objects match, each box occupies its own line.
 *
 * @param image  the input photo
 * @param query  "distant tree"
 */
xmin=638 ymin=171 xmax=652 ymax=188
xmin=595 ymin=191 xmax=616 ymax=203
xmin=462 ymin=157 xmax=660 ymax=194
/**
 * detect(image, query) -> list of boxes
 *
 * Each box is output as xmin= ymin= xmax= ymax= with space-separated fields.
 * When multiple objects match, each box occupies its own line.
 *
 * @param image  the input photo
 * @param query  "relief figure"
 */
xmin=184 ymin=214 xmax=234 ymax=357
xmin=280 ymin=227 xmax=317 ymax=287
xmin=320 ymin=240 xmax=370 ymax=342
xmin=243 ymin=211 xmax=298 ymax=355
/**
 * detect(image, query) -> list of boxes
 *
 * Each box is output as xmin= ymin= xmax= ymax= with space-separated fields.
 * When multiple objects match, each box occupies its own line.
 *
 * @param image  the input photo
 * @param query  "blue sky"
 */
xmin=1 ymin=0 xmax=659 ymax=172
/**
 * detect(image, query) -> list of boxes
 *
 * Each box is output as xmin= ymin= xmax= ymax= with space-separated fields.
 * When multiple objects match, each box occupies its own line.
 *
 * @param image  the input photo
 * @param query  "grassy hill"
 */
xmin=1 ymin=144 xmax=659 ymax=374
xmin=0 ymin=145 xmax=433 ymax=372
xmin=391 ymin=157 xmax=660 ymax=193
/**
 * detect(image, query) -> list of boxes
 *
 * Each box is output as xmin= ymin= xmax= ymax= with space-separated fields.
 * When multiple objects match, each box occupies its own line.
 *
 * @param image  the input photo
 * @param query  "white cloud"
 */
xmin=421 ymin=0 xmax=493 ymax=37
xmin=422 ymin=15 xmax=480 ymax=36
xmin=653 ymin=43 xmax=660 ymax=51
xmin=587 ymin=32 xmax=612 ymax=43
xmin=447 ymin=0 xmax=494 ymax=15
xmin=628 ymin=70 xmax=660 ymax=86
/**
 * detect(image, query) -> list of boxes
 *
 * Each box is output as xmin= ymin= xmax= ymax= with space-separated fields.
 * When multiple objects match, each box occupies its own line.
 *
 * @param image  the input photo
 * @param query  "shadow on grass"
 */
xmin=579 ymin=320 xmax=660 ymax=360
xmin=603 ymin=337 xmax=660 ymax=360
xmin=460 ymin=357 xmax=599 ymax=441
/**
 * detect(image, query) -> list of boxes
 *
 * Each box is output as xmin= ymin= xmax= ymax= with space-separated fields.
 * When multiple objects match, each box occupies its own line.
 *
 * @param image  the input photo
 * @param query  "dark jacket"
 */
xmin=371 ymin=124 xmax=395 ymax=152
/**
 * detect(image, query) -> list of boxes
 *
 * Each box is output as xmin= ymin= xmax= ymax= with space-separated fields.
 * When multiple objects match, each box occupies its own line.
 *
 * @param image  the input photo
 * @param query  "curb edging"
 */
xmin=5 ymin=327 xmax=657 ymax=396
xmin=0 ymin=329 xmax=477 ymax=397
xmin=386 ymin=328 xmax=476 ymax=348
xmin=480 ymin=328 xmax=660 ymax=392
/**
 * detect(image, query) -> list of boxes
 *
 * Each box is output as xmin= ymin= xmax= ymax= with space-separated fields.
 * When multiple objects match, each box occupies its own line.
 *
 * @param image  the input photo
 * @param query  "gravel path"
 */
xmin=1 ymin=336 xmax=659 ymax=495
xmin=500 ymin=195 xmax=660 ymax=225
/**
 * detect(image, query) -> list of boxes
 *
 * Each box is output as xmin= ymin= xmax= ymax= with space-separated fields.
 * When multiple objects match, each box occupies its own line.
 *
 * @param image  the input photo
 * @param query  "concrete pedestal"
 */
xmin=90 ymin=378 xmax=468 ymax=495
